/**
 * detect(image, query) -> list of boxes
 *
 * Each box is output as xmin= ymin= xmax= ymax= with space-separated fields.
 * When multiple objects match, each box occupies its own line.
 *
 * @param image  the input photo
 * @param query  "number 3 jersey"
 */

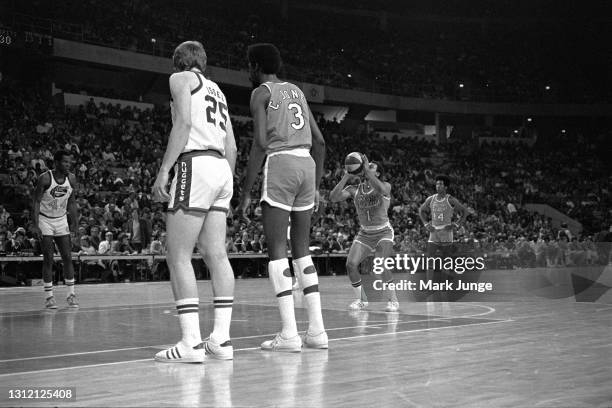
xmin=40 ymin=170 xmax=73 ymax=218
xmin=172 ymin=71 xmax=230 ymax=155
xmin=259 ymin=81 xmax=312 ymax=154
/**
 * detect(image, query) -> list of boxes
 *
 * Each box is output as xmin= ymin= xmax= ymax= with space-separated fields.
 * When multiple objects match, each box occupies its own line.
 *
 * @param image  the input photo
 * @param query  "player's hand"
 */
xmin=362 ymin=155 xmax=373 ymax=177
xmin=314 ymin=190 xmax=320 ymax=213
xmin=424 ymin=222 xmax=435 ymax=232
xmin=31 ymin=225 xmax=42 ymax=239
xmin=152 ymin=172 xmax=170 ymax=203
xmin=343 ymin=171 xmax=360 ymax=184
xmin=236 ymin=196 xmax=251 ymax=224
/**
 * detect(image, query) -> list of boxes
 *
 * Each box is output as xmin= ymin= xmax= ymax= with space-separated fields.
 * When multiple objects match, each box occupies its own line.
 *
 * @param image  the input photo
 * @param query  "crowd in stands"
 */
xmin=1 ymin=78 xmax=610 ymax=283
xmin=5 ymin=0 xmax=611 ymax=103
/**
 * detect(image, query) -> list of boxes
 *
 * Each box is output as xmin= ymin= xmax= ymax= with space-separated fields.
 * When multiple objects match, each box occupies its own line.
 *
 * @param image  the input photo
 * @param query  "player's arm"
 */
xmin=449 ymin=195 xmax=469 ymax=226
xmin=238 ymin=87 xmax=268 ymax=208
xmin=153 ymin=73 xmax=192 ymax=201
xmin=419 ymin=196 xmax=433 ymax=226
xmin=67 ymin=173 xmax=79 ymax=232
xmin=307 ymin=106 xmax=326 ymax=192
xmin=362 ymin=155 xmax=391 ymax=197
xmin=31 ymin=172 xmax=51 ymax=236
xmin=224 ymin=118 xmax=238 ymax=176
xmin=329 ymin=173 xmax=356 ymax=202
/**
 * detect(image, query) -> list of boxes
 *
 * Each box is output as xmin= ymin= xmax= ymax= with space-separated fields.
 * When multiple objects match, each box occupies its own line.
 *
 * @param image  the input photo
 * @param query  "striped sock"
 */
xmin=65 ymin=279 xmax=75 ymax=296
xmin=176 ymin=298 xmax=201 ymax=347
xmin=351 ymin=280 xmax=362 ymax=300
xmin=211 ymin=297 xmax=233 ymax=344
xmin=269 ymin=258 xmax=298 ymax=338
xmin=44 ymin=282 xmax=53 ymax=299
xmin=294 ymin=256 xmax=325 ymax=335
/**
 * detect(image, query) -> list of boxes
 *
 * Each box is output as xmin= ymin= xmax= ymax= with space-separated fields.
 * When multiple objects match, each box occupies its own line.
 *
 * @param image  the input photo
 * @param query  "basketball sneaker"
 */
xmin=66 ymin=294 xmax=79 ymax=308
xmin=45 ymin=296 xmax=58 ymax=309
xmin=202 ymin=337 xmax=233 ymax=360
xmin=261 ymin=333 xmax=302 ymax=352
xmin=155 ymin=342 xmax=205 ymax=363
xmin=302 ymin=331 xmax=328 ymax=349
xmin=385 ymin=301 xmax=399 ymax=313
xmin=348 ymin=299 xmax=368 ymax=311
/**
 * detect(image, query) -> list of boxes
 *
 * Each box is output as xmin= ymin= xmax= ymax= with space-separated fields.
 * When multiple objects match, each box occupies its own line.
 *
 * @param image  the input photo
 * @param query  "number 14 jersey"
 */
xmin=259 ymin=81 xmax=312 ymax=154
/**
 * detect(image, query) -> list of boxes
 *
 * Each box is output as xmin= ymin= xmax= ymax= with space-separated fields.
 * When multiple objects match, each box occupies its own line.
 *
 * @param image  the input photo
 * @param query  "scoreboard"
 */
xmin=0 ymin=26 xmax=53 ymax=54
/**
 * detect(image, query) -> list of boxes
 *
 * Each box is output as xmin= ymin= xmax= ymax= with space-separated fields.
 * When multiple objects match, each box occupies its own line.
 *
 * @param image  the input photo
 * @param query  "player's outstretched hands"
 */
xmin=152 ymin=171 xmax=170 ymax=203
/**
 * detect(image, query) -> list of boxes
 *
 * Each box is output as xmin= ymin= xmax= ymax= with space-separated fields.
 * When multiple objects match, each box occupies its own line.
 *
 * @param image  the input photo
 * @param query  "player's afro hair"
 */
xmin=54 ymin=150 xmax=71 ymax=163
xmin=435 ymin=174 xmax=451 ymax=187
xmin=173 ymin=41 xmax=207 ymax=72
xmin=247 ymin=43 xmax=282 ymax=74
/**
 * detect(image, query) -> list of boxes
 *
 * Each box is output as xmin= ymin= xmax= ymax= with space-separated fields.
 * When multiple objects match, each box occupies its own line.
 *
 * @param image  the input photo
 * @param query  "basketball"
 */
xmin=344 ymin=152 xmax=364 ymax=174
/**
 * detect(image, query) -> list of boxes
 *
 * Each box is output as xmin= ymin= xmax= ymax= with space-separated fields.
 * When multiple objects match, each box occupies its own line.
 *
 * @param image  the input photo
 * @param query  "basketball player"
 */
xmin=32 ymin=150 xmax=79 ymax=309
xmin=418 ymin=175 xmax=468 ymax=288
xmin=329 ymin=155 xmax=399 ymax=312
xmin=237 ymin=43 xmax=327 ymax=352
xmin=152 ymin=41 xmax=237 ymax=363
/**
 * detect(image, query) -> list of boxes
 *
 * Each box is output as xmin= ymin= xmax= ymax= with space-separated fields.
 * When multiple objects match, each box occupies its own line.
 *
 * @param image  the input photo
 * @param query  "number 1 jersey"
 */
xmin=259 ymin=81 xmax=312 ymax=154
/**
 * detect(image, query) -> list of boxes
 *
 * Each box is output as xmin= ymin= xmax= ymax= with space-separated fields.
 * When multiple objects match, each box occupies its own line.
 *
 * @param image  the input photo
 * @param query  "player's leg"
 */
xmin=197 ymin=210 xmax=234 ymax=360
xmin=54 ymin=231 xmax=78 ymax=308
xmin=346 ymin=236 xmax=373 ymax=309
xmin=261 ymin=202 xmax=302 ymax=351
xmin=290 ymin=208 xmax=327 ymax=349
xmin=40 ymin=235 xmax=57 ymax=309
xmin=375 ymin=239 xmax=399 ymax=312
xmin=155 ymin=209 xmax=206 ymax=363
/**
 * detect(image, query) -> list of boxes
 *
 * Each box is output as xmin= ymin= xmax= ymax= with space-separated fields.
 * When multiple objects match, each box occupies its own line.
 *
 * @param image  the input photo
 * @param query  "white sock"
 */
xmin=65 ymin=279 xmax=75 ymax=296
xmin=385 ymin=279 xmax=397 ymax=302
xmin=294 ymin=256 xmax=325 ymax=335
xmin=268 ymin=258 xmax=298 ymax=338
xmin=44 ymin=282 xmax=53 ymax=299
xmin=211 ymin=297 xmax=233 ymax=344
xmin=176 ymin=298 xmax=201 ymax=347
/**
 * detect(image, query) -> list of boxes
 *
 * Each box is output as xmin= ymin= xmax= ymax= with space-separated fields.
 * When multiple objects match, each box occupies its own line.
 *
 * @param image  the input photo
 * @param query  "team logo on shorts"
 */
xmin=50 ymin=185 xmax=69 ymax=198
xmin=179 ymin=161 xmax=188 ymax=202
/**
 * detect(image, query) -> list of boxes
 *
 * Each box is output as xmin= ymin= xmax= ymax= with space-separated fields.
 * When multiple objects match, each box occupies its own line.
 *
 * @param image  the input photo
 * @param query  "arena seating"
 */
xmin=1 ymin=79 xmax=610 ymax=279
xmin=5 ymin=0 xmax=611 ymax=102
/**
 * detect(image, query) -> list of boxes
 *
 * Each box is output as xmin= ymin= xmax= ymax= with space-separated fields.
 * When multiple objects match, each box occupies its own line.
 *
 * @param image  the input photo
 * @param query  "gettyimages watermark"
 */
xmin=361 ymin=242 xmax=612 ymax=302
xmin=372 ymin=254 xmax=486 ymax=275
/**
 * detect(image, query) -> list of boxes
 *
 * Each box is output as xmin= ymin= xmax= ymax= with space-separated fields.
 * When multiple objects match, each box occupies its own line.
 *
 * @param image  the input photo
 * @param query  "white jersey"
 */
xmin=172 ymin=71 xmax=230 ymax=155
xmin=40 ymin=170 xmax=73 ymax=218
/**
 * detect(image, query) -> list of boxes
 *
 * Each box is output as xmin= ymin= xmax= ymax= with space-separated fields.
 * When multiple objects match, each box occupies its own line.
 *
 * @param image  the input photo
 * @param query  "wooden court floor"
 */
xmin=0 ymin=272 xmax=611 ymax=408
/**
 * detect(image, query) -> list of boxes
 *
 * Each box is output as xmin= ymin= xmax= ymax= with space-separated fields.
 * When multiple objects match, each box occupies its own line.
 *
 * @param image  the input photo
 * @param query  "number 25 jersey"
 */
xmin=259 ymin=81 xmax=312 ymax=154
xmin=172 ymin=71 xmax=230 ymax=155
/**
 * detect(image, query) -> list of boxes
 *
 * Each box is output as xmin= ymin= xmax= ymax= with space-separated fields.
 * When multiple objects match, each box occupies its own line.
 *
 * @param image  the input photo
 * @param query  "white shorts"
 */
xmin=39 ymin=214 xmax=70 ymax=237
xmin=168 ymin=150 xmax=233 ymax=214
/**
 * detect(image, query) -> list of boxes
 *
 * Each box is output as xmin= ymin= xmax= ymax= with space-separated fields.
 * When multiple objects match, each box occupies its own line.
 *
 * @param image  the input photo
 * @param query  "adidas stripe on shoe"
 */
xmin=202 ymin=338 xmax=234 ymax=360
xmin=155 ymin=342 xmax=205 ymax=363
